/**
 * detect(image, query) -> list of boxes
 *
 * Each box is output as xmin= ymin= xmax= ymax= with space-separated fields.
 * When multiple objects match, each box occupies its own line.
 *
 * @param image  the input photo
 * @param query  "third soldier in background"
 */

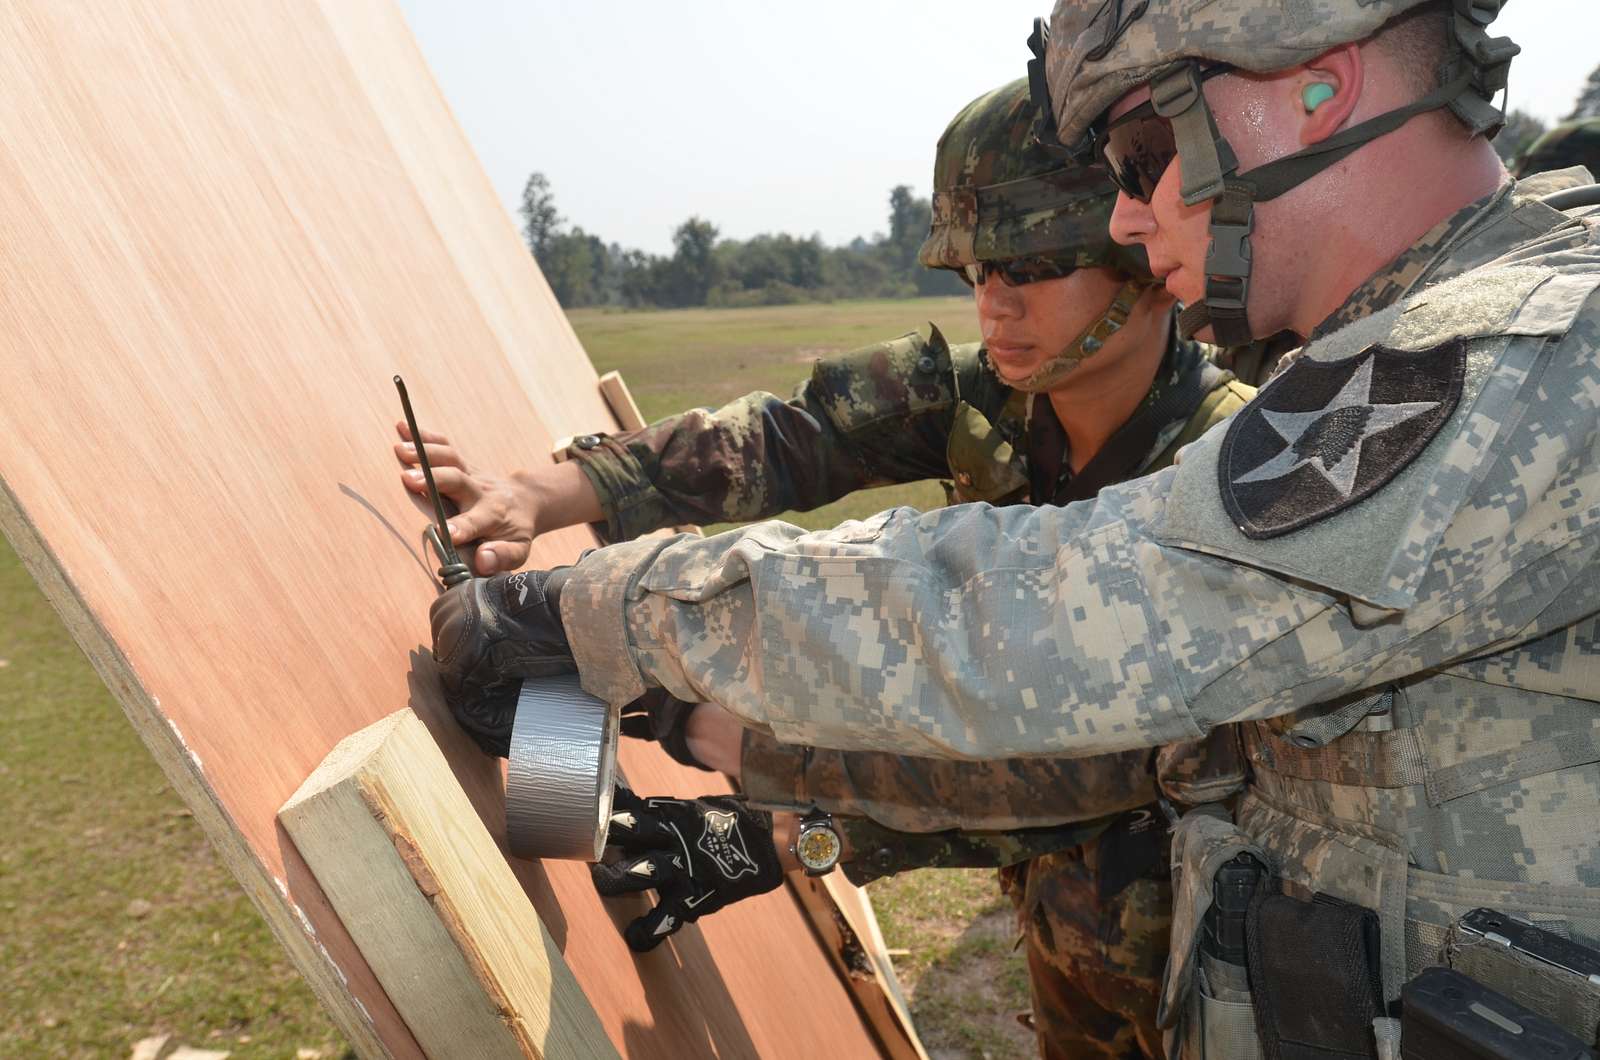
xmin=1515 ymin=116 xmax=1600 ymax=179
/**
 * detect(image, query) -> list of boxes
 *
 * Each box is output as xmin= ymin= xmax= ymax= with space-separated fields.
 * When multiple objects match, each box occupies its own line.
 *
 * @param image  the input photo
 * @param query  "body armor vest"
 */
xmin=1243 ymin=617 xmax=1600 ymax=1003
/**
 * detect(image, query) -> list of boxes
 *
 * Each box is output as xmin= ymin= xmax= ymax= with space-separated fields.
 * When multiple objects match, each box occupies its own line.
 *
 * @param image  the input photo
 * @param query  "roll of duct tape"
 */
xmin=505 ymin=674 xmax=618 ymax=862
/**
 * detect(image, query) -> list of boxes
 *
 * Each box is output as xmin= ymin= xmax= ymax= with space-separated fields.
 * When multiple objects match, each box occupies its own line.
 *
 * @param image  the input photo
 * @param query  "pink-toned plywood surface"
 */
xmin=0 ymin=1 xmax=884 ymax=1055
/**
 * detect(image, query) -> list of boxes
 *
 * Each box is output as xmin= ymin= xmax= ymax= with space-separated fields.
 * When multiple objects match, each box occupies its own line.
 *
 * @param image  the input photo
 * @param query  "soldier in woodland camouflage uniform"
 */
xmin=405 ymin=79 xmax=1250 ymax=1057
xmin=426 ymin=0 xmax=1600 ymax=1054
xmin=1515 ymin=117 xmax=1600 ymax=179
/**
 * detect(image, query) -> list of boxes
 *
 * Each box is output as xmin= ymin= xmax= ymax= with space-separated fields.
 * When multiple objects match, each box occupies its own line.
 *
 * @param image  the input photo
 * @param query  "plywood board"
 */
xmin=0 ymin=1 xmax=886 ymax=1055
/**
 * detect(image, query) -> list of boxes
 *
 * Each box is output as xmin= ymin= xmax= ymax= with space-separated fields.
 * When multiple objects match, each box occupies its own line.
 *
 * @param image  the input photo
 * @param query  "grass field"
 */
xmin=1 ymin=296 xmax=1034 ymax=1059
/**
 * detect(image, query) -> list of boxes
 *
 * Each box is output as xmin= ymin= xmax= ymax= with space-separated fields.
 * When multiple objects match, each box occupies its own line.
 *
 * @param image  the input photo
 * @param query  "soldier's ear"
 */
xmin=1298 ymin=44 xmax=1363 ymax=147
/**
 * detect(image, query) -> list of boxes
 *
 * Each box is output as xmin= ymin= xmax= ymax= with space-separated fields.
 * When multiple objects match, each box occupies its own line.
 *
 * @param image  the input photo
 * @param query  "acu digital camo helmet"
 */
xmin=1042 ymin=0 xmax=1519 ymax=347
xmin=917 ymin=76 xmax=1155 ymax=392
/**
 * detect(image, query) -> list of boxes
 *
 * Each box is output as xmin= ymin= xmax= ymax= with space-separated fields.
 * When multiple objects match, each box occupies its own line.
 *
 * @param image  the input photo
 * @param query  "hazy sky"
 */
xmin=396 ymin=2 xmax=1598 ymax=256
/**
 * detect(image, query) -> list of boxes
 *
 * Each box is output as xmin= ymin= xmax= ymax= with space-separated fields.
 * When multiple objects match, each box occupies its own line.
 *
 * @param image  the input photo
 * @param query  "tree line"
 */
xmin=519 ymin=173 xmax=965 ymax=310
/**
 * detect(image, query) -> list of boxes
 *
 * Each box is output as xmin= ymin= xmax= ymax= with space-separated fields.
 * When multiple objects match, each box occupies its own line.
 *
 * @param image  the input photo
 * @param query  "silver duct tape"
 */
xmin=506 ymin=674 xmax=618 ymax=862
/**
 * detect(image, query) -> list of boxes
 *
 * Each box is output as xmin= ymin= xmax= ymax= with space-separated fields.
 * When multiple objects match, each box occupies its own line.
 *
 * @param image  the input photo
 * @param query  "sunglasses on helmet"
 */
xmin=1094 ymin=64 xmax=1231 ymax=204
xmin=958 ymin=257 xmax=1077 ymax=288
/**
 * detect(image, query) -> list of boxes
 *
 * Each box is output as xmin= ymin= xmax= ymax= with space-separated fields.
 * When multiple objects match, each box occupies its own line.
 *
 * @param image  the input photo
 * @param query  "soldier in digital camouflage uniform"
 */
xmin=1515 ymin=116 xmax=1600 ymax=179
xmin=429 ymin=0 xmax=1600 ymax=1054
xmin=406 ymin=77 xmax=1251 ymax=1059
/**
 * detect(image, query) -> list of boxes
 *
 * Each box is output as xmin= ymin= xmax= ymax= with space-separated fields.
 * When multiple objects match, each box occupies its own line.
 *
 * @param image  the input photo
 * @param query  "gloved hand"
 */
xmin=429 ymin=568 xmax=573 ymax=756
xmin=619 ymin=689 xmax=712 ymax=771
xmin=591 ymin=786 xmax=784 ymax=952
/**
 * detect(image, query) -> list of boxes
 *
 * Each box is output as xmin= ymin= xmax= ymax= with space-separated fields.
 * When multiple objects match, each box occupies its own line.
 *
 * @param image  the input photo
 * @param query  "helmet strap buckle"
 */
xmin=1199 ymin=184 xmax=1257 ymax=347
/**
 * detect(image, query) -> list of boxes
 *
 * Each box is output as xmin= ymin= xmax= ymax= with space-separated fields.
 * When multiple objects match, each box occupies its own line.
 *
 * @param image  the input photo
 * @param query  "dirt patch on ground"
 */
xmin=870 ymin=868 xmax=1035 ymax=1059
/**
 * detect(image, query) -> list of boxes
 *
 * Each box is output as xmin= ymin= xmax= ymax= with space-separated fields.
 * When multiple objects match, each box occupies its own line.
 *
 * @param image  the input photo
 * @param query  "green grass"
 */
xmin=870 ymin=870 xmax=1034 ymax=1059
xmin=1 ymin=295 xmax=1029 ymax=1059
xmin=0 ymin=532 xmax=347 ymax=1059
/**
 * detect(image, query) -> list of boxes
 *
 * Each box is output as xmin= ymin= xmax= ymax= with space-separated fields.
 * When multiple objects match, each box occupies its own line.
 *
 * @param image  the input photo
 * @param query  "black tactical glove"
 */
xmin=429 ymin=568 xmax=573 ymax=756
xmin=591 ymin=786 xmax=783 ymax=952
xmin=618 ymin=689 xmax=712 ymax=771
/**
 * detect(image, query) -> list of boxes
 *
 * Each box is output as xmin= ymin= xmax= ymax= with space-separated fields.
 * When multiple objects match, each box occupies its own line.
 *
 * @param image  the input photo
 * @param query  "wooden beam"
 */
xmin=280 ymin=710 xmax=615 ymax=1060
xmin=596 ymin=371 xmax=647 ymax=431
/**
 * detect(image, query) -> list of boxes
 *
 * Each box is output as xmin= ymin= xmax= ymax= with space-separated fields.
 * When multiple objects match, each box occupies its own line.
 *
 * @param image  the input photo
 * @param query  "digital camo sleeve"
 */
xmin=559 ymin=469 xmax=1334 ymax=757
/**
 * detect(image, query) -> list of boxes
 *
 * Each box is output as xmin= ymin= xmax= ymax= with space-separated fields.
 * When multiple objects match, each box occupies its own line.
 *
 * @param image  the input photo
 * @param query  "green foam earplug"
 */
xmin=1303 ymin=83 xmax=1336 ymax=112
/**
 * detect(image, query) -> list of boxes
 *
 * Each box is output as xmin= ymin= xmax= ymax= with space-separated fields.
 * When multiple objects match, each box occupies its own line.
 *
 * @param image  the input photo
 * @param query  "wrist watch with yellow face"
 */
xmin=791 ymin=808 xmax=842 ymax=877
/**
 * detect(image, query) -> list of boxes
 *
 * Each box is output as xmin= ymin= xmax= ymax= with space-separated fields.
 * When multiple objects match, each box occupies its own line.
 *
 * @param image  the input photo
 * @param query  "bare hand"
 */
xmin=684 ymin=703 xmax=745 ymax=778
xmin=394 ymin=421 xmax=538 ymax=575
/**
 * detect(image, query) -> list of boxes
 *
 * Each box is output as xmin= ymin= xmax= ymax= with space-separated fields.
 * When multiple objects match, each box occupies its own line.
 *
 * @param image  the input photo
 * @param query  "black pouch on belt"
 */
xmin=1246 ymin=888 xmax=1384 ymax=1060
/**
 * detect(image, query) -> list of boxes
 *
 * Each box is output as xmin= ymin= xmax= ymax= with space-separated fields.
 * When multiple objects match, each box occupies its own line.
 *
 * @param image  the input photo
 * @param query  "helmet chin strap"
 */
xmin=1158 ymin=0 xmax=1517 ymax=346
xmin=1004 ymin=278 xmax=1149 ymax=393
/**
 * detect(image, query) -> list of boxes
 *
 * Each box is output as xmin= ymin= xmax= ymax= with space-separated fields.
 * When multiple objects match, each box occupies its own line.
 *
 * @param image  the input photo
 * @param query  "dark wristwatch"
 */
xmin=791 ymin=808 xmax=843 ymax=876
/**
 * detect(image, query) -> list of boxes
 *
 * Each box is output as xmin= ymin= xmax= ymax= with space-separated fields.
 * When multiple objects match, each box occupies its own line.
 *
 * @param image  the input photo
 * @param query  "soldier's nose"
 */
xmin=1110 ymin=191 xmax=1155 ymax=246
xmin=976 ymin=277 xmax=1024 ymax=320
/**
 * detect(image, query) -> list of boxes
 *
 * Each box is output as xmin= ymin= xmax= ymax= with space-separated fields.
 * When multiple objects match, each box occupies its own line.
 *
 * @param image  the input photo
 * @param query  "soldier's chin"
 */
xmin=988 ymin=347 xmax=1043 ymax=384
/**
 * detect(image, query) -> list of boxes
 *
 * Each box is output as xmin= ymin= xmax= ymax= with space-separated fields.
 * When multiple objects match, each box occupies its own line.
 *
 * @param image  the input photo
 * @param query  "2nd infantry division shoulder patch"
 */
xmin=1218 ymin=340 xmax=1466 ymax=539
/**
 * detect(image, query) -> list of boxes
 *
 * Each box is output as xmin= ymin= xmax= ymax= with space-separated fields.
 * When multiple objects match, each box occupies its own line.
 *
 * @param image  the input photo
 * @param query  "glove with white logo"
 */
xmin=428 ymin=569 xmax=573 ymax=757
xmin=590 ymin=786 xmax=784 ymax=952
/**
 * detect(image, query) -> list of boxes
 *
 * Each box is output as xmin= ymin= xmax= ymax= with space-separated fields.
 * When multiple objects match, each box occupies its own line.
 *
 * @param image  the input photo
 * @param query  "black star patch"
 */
xmin=1218 ymin=340 xmax=1465 ymax=539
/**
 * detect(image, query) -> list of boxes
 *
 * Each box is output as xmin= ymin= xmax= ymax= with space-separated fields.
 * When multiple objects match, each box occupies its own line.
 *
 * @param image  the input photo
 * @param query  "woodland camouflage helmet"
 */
xmin=1041 ymin=0 xmax=1519 ymax=346
xmin=918 ymin=77 xmax=1154 ymax=392
xmin=918 ymin=77 xmax=1149 ymax=278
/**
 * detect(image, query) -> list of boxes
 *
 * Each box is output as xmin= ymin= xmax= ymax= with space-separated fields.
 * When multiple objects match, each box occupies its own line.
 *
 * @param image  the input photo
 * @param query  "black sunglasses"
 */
xmin=958 ymin=257 xmax=1077 ymax=288
xmin=1094 ymin=65 xmax=1231 ymax=203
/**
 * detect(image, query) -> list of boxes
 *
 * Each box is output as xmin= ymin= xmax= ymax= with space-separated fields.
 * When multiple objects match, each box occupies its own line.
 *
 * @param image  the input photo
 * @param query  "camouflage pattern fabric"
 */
xmin=1002 ymin=827 xmax=1174 ymax=1060
xmin=1159 ymin=809 xmax=1267 ymax=1055
xmin=916 ymin=77 xmax=1148 ymax=278
xmin=1155 ymin=729 xmax=1247 ymax=807
xmin=739 ymin=725 xmax=1158 ymax=841
xmin=558 ymin=172 xmax=1600 ymax=1047
xmin=838 ymin=817 xmax=1112 ymax=886
xmin=570 ymin=325 xmax=1007 ymax=543
xmin=1515 ymin=118 xmax=1600 ymax=179
xmin=1307 ymin=193 xmax=1502 ymax=341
